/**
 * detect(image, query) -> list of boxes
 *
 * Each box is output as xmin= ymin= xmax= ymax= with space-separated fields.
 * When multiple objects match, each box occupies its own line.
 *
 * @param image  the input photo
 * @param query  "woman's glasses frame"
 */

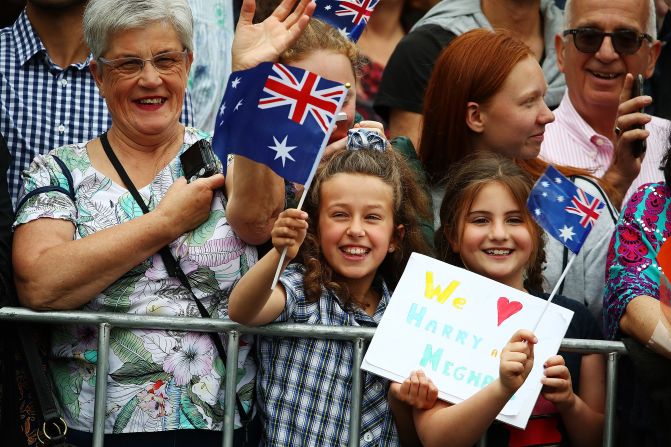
xmin=97 ymin=49 xmax=189 ymax=76
xmin=563 ymin=27 xmax=653 ymax=56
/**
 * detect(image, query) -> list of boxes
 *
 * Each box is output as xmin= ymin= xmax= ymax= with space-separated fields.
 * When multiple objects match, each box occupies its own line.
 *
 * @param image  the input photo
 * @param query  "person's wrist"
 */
xmin=493 ymin=378 xmax=516 ymax=400
xmin=554 ymin=393 xmax=577 ymax=414
xmin=151 ymin=207 xmax=184 ymax=241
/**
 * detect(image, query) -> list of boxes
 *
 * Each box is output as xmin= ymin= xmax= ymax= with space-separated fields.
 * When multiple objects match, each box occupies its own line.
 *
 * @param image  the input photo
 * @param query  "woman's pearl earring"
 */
xmin=388 ymin=246 xmax=395 ymax=253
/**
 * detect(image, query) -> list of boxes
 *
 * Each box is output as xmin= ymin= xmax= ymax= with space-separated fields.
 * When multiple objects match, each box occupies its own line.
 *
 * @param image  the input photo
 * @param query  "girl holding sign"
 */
xmin=228 ymin=148 xmax=431 ymax=446
xmin=392 ymin=155 xmax=605 ymax=447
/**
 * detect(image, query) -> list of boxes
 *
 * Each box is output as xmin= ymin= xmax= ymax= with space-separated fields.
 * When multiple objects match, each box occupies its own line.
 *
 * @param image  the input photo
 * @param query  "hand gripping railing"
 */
xmin=0 ymin=307 xmax=627 ymax=447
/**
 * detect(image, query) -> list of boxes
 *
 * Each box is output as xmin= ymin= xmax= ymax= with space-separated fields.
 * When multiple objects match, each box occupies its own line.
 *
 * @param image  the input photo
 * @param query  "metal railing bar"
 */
xmin=0 ymin=308 xmax=375 ymax=340
xmin=0 ymin=307 xmax=628 ymax=447
xmin=93 ymin=323 xmax=111 ymax=447
xmin=559 ymin=338 xmax=628 ymax=354
xmin=222 ymin=331 xmax=239 ymax=447
xmin=0 ymin=308 xmax=628 ymax=353
xmin=349 ymin=337 xmax=365 ymax=447
xmin=603 ymin=352 xmax=619 ymax=447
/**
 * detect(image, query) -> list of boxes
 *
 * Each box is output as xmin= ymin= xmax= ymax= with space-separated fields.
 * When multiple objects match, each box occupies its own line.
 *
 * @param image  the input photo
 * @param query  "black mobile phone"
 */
xmin=180 ymin=139 xmax=218 ymax=183
xmin=631 ymin=74 xmax=647 ymax=157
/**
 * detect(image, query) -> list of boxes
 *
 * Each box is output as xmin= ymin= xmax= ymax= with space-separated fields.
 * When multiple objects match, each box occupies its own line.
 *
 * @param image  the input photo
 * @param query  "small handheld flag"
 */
xmin=527 ymin=165 xmax=604 ymax=254
xmin=212 ymin=62 xmax=348 ymax=185
xmin=527 ymin=165 xmax=605 ymax=330
xmin=313 ymin=0 xmax=380 ymax=42
xmin=212 ymin=62 xmax=348 ymax=290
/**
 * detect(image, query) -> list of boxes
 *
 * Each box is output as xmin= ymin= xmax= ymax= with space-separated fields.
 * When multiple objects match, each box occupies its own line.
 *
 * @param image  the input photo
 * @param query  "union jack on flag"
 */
xmin=565 ymin=189 xmax=602 ymax=228
xmin=527 ymin=165 xmax=605 ymax=254
xmin=259 ymin=63 xmax=345 ymax=133
xmin=313 ymin=0 xmax=380 ymax=41
xmin=211 ymin=62 xmax=347 ymax=185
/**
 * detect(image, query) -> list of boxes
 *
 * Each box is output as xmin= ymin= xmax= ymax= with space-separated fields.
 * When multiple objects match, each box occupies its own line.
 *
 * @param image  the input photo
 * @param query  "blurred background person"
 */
xmin=374 ymin=0 xmax=565 ymax=149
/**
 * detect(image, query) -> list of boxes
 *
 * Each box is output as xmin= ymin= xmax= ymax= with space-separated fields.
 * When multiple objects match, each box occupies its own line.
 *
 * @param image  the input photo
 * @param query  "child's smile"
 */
xmin=318 ymin=173 xmax=399 ymax=297
xmin=452 ymin=182 xmax=533 ymax=291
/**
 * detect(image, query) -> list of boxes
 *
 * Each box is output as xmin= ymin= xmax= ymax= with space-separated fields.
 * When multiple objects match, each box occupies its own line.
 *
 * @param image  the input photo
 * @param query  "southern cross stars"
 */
xmin=269 ymin=135 xmax=297 ymax=167
xmin=558 ymin=225 xmax=575 ymax=242
xmin=231 ymin=77 xmax=241 ymax=88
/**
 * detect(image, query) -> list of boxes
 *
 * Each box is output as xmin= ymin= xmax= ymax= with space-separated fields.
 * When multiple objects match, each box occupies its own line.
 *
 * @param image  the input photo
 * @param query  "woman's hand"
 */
xmin=155 ymin=174 xmax=226 ymax=236
xmin=389 ymin=370 xmax=439 ymax=410
xmin=541 ymin=355 xmax=576 ymax=411
xmin=499 ymin=329 xmax=537 ymax=395
xmin=232 ymin=0 xmax=316 ymax=71
xmin=271 ymin=208 xmax=308 ymax=259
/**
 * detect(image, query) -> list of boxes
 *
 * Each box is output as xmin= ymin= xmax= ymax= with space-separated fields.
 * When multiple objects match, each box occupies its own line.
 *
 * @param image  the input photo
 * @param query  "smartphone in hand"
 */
xmin=631 ymin=74 xmax=647 ymax=157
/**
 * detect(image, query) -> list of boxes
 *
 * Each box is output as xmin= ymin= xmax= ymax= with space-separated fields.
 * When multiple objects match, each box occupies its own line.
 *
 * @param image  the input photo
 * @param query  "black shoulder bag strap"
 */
xmin=99 ymin=132 xmax=252 ymax=425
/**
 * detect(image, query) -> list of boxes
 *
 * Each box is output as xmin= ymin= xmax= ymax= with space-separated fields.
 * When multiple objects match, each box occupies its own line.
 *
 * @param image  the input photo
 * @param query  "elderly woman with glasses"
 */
xmin=11 ymin=0 xmax=314 ymax=445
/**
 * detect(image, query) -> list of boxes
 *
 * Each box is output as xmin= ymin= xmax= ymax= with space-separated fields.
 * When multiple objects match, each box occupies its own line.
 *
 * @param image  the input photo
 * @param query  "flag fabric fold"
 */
xmin=312 ymin=0 xmax=379 ymax=42
xmin=211 ymin=62 xmax=348 ymax=185
xmin=527 ymin=165 xmax=605 ymax=254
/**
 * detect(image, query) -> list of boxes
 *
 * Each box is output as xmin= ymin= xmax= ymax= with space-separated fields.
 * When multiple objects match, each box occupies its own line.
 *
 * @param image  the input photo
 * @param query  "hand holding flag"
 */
xmin=212 ymin=61 xmax=348 ymax=289
xmin=526 ymin=165 xmax=605 ymax=329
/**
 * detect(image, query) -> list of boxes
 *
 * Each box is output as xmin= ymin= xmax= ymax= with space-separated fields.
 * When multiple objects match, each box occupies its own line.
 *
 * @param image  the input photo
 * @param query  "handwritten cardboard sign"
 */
xmin=361 ymin=253 xmax=573 ymax=429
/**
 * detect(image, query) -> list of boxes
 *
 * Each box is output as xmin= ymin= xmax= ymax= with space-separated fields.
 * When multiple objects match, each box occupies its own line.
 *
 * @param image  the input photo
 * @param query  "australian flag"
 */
xmin=527 ymin=165 xmax=605 ymax=254
xmin=313 ymin=0 xmax=380 ymax=42
xmin=212 ymin=62 xmax=348 ymax=185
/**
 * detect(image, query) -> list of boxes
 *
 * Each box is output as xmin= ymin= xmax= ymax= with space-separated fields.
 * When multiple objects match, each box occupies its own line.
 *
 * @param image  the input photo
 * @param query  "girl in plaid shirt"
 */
xmin=228 ymin=148 xmax=432 ymax=446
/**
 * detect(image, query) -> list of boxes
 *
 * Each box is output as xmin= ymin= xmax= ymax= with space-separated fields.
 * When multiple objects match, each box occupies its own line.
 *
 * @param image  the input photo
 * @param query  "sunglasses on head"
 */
xmin=563 ymin=27 xmax=653 ymax=55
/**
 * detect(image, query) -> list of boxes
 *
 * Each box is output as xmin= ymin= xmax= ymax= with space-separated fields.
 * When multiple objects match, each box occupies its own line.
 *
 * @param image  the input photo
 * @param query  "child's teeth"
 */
xmin=487 ymin=249 xmax=510 ymax=255
xmin=344 ymin=247 xmax=368 ymax=255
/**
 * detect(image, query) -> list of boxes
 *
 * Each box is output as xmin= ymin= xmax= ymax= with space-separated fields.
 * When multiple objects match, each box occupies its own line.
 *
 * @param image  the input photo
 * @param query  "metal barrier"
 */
xmin=0 ymin=307 xmax=627 ymax=447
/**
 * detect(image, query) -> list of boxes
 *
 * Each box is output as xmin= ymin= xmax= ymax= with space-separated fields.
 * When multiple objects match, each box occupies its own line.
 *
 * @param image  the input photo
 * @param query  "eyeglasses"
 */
xmin=98 ymin=49 xmax=188 ymax=76
xmin=563 ymin=28 xmax=653 ymax=55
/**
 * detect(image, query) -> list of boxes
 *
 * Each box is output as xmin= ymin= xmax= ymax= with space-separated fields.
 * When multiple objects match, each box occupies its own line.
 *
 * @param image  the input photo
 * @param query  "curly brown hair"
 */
xmin=434 ymin=154 xmax=546 ymax=292
xmin=297 ymin=149 xmax=432 ymax=305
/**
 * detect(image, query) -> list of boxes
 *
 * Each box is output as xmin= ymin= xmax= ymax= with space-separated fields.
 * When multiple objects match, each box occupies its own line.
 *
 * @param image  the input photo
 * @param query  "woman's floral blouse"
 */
xmin=15 ymin=127 xmax=258 ymax=433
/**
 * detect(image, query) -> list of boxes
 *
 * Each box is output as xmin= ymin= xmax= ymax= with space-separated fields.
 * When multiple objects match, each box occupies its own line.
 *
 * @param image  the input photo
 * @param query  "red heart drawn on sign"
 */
xmin=497 ymin=297 xmax=523 ymax=326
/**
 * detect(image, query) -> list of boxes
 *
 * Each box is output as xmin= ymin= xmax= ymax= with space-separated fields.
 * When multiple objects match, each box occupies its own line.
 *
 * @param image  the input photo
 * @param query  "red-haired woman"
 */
xmin=419 ymin=28 xmax=618 ymax=324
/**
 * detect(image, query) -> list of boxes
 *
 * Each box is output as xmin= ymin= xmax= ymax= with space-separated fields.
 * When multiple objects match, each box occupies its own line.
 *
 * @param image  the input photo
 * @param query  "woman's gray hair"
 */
xmin=564 ymin=0 xmax=657 ymax=40
xmin=83 ymin=0 xmax=194 ymax=59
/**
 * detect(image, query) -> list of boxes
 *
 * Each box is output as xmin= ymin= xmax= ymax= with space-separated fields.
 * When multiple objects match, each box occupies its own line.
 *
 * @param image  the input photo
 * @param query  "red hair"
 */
xmin=419 ymin=29 xmax=532 ymax=184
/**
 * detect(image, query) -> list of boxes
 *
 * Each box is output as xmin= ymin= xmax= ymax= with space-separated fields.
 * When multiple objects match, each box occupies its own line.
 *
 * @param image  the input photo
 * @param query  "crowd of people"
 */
xmin=0 ymin=0 xmax=670 ymax=446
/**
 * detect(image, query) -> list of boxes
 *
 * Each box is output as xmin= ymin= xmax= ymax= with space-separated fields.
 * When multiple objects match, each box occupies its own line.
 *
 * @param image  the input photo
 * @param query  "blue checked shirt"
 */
xmin=257 ymin=263 xmax=400 ymax=447
xmin=0 ymin=10 xmax=193 ymax=206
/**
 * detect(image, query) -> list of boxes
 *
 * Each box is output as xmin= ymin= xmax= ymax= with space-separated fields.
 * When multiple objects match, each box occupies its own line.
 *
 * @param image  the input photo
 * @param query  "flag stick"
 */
xmin=532 ymin=253 xmax=577 ymax=333
xmin=268 ymin=116 xmax=346 ymax=290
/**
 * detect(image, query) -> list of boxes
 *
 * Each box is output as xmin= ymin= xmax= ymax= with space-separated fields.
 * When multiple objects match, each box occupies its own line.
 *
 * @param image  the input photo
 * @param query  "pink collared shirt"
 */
xmin=540 ymin=91 xmax=671 ymax=206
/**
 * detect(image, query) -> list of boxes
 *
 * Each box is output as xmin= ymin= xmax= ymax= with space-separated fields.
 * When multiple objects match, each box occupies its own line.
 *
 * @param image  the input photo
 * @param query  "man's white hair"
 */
xmin=564 ymin=0 xmax=657 ymax=40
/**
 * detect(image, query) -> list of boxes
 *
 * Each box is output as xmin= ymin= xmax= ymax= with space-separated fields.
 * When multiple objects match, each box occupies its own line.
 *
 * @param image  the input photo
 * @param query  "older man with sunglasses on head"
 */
xmin=540 ymin=0 xmax=668 ymax=210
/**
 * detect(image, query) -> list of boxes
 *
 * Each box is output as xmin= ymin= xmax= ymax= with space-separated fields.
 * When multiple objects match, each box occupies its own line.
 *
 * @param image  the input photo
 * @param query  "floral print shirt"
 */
xmin=14 ymin=127 xmax=258 ymax=433
xmin=604 ymin=182 xmax=671 ymax=339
